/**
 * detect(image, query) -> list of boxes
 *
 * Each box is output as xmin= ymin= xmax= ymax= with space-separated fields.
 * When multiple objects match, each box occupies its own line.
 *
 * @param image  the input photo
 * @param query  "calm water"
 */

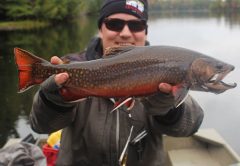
xmin=148 ymin=12 xmax=240 ymax=154
xmin=0 ymin=12 xmax=240 ymax=154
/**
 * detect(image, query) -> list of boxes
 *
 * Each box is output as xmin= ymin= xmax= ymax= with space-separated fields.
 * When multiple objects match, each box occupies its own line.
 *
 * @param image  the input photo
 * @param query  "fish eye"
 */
xmin=216 ymin=64 xmax=223 ymax=70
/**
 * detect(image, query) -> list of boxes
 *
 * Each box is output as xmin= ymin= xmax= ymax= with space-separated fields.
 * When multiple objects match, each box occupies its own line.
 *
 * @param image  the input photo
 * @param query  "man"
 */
xmin=30 ymin=0 xmax=204 ymax=165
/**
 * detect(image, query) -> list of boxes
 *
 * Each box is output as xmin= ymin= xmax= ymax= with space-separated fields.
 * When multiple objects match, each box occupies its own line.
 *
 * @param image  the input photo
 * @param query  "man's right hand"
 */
xmin=50 ymin=56 xmax=69 ymax=86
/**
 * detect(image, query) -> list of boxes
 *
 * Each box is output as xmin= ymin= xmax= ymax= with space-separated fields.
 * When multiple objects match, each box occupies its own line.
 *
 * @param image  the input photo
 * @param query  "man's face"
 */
xmin=99 ymin=13 xmax=147 ymax=54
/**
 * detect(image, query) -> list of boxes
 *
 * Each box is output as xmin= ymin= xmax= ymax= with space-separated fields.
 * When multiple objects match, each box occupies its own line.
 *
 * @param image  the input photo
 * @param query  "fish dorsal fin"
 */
xmin=104 ymin=46 xmax=135 ymax=57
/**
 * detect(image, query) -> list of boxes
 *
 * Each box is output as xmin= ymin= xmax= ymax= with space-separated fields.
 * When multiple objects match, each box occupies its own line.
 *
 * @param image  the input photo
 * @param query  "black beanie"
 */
xmin=98 ymin=0 xmax=148 ymax=29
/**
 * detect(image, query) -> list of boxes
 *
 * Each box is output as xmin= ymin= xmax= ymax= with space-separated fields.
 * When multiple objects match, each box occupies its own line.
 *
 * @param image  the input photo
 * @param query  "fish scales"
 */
xmin=14 ymin=46 xmax=236 ymax=102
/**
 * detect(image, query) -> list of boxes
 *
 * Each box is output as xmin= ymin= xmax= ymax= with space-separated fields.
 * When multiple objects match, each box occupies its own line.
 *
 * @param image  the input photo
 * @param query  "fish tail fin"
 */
xmin=14 ymin=48 xmax=45 ymax=93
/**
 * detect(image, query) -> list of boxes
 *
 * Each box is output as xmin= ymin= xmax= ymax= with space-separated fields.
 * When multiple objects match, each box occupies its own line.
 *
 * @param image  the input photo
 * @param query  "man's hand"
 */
xmin=158 ymin=83 xmax=173 ymax=94
xmin=50 ymin=56 xmax=69 ymax=86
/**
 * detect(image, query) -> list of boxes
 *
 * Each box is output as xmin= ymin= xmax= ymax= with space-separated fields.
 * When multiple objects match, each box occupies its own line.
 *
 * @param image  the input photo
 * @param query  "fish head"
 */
xmin=189 ymin=57 xmax=237 ymax=94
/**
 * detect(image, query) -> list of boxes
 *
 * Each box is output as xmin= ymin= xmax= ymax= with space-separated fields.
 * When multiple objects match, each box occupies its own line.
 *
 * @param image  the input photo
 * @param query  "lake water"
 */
xmin=0 ymin=12 xmax=240 ymax=154
xmin=147 ymin=12 xmax=240 ymax=154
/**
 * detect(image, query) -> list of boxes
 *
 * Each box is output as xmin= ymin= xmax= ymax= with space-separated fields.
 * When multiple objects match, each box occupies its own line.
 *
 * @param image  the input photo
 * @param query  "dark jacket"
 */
xmin=30 ymin=38 xmax=204 ymax=166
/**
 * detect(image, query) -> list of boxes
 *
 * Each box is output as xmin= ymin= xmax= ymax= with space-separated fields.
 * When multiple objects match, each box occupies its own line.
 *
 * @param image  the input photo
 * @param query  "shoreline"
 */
xmin=0 ymin=20 xmax=50 ymax=31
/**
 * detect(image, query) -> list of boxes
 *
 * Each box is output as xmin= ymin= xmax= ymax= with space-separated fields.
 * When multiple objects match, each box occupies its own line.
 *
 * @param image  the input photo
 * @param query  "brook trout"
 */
xmin=14 ymin=46 xmax=236 ymax=104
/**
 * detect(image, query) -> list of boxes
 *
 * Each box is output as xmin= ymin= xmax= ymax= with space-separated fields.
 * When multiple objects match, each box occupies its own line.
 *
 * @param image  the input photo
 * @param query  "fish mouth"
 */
xmin=204 ymin=67 xmax=237 ymax=94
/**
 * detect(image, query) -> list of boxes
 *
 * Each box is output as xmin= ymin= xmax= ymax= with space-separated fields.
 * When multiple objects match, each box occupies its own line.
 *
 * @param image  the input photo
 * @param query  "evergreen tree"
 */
xmin=0 ymin=0 xmax=7 ymax=20
xmin=0 ymin=0 xmax=101 ymax=21
xmin=5 ymin=0 xmax=35 ymax=19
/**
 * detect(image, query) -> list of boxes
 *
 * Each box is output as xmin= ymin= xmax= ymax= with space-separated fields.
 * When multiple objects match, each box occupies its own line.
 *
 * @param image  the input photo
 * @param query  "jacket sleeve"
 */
xmin=142 ymin=94 xmax=204 ymax=137
xmin=29 ymin=75 xmax=77 ymax=134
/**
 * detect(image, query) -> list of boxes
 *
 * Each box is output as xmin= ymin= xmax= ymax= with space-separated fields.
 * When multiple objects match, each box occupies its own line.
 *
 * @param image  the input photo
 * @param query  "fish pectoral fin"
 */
xmin=126 ymin=98 xmax=135 ymax=111
xmin=104 ymin=46 xmax=135 ymax=57
xmin=172 ymin=84 xmax=189 ymax=108
xmin=110 ymin=97 xmax=134 ymax=113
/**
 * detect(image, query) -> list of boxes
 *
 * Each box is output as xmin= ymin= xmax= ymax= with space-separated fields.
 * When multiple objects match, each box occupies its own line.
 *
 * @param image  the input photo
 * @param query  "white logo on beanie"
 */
xmin=126 ymin=0 xmax=144 ymax=14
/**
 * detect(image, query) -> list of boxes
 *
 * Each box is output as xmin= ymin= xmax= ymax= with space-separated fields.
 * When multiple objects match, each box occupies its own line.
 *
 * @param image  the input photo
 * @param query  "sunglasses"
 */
xmin=103 ymin=18 xmax=147 ymax=32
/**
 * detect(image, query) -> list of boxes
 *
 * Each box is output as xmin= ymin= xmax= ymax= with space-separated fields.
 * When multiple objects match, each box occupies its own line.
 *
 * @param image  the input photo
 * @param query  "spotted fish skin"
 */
xmin=14 ymin=46 xmax=236 ymax=101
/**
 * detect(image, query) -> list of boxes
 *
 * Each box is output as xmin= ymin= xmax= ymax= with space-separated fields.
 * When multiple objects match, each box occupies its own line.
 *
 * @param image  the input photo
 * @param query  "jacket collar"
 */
xmin=85 ymin=37 xmax=103 ymax=61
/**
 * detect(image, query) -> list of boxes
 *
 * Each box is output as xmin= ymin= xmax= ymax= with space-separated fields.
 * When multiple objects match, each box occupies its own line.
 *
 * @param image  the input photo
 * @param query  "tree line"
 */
xmin=211 ymin=0 xmax=240 ymax=11
xmin=0 ymin=0 xmax=102 ymax=21
xmin=1 ymin=0 xmax=240 ymax=22
xmin=149 ymin=0 xmax=240 ymax=12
